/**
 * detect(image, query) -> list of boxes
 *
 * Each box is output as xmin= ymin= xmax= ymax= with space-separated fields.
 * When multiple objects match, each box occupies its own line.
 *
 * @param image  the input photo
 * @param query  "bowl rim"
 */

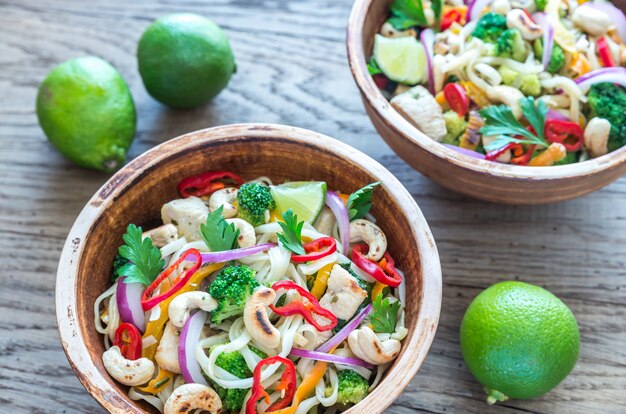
xmin=56 ymin=123 xmax=443 ymax=414
xmin=346 ymin=0 xmax=626 ymax=181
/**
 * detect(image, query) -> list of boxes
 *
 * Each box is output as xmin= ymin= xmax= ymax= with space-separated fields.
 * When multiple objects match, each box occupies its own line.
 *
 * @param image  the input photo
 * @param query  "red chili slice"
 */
xmin=246 ymin=356 xmax=297 ymax=414
xmin=177 ymin=171 xmax=244 ymax=198
xmin=544 ymin=119 xmax=583 ymax=152
xmin=290 ymin=237 xmax=337 ymax=263
xmin=351 ymin=244 xmax=402 ymax=287
xmin=270 ymin=281 xmax=338 ymax=331
xmin=443 ymin=83 xmax=470 ymax=117
xmin=113 ymin=323 xmax=142 ymax=360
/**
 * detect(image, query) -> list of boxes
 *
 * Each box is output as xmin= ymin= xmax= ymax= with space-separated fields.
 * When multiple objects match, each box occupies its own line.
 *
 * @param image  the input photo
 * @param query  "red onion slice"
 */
xmin=583 ymin=2 xmax=626 ymax=43
xmin=574 ymin=67 xmax=626 ymax=90
xmin=420 ymin=29 xmax=435 ymax=93
xmin=468 ymin=0 xmax=492 ymax=21
xmin=117 ymin=277 xmax=146 ymax=333
xmin=443 ymin=144 xmax=486 ymax=159
xmin=316 ymin=304 xmax=372 ymax=353
xmin=201 ymin=243 xmax=276 ymax=264
xmin=533 ymin=13 xmax=554 ymax=70
xmin=546 ymin=109 xmax=570 ymax=121
xmin=325 ymin=190 xmax=350 ymax=256
xmin=179 ymin=310 xmax=209 ymax=385
xmin=290 ymin=348 xmax=375 ymax=369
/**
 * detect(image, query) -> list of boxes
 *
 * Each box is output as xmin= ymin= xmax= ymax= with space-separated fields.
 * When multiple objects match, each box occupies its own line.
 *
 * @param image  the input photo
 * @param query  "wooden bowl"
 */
xmin=347 ymin=0 xmax=626 ymax=204
xmin=56 ymin=124 xmax=442 ymax=413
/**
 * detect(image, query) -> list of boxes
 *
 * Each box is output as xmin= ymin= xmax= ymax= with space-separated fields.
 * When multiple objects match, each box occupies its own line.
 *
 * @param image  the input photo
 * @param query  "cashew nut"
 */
xmin=155 ymin=322 xmax=182 ymax=374
xmin=491 ymin=0 xmax=511 ymax=15
xmin=482 ymin=135 xmax=512 ymax=163
xmin=102 ymin=346 xmax=155 ymax=386
xmin=225 ymin=218 xmax=256 ymax=248
xmin=164 ymin=383 xmax=222 ymax=414
xmin=584 ymin=117 xmax=611 ymax=158
xmin=348 ymin=326 xmax=401 ymax=365
xmin=208 ymin=187 xmax=238 ymax=218
xmin=142 ymin=224 xmax=178 ymax=248
xmin=380 ymin=21 xmax=418 ymax=38
xmin=506 ymin=9 xmax=542 ymax=40
xmin=314 ymin=207 xmax=336 ymax=235
xmin=349 ymin=219 xmax=387 ymax=261
xmin=572 ymin=6 xmax=611 ymax=36
xmin=169 ymin=291 xmax=218 ymax=328
xmin=244 ymin=287 xmax=281 ymax=349
xmin=486 ymin=85 xmax=525 ymax=119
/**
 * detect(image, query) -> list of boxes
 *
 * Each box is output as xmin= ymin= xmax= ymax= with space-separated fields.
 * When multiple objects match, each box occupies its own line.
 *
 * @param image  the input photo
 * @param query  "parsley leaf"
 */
xmin=370 ymin=294 xmax=401 ymax=334
xmin=277 ymin=209 xmax=305 ymax=255
xmin=479 ymin=97 xmax=549 ymax=152
xmin=116 ymin=224 xmax=165 ymax=286
xmin=367 ymin=57 xmax=383 ymax=76
xmin=432 ymin=0 xmax=443 ymax=30
xmin=200 ymin=206 xmax=240 ymax=252
xmin=388 ymin=0 xmax=428 ymax=30
xmin=346 ymin=182 xmax=380 ymax=220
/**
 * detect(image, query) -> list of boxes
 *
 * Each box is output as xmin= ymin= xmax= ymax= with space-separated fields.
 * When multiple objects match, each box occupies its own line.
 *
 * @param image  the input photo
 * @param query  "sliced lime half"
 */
xmin=373 ymin=34 xmax=426 ymax=85
xmin=270 ymin=181 xmax=327 ymax=223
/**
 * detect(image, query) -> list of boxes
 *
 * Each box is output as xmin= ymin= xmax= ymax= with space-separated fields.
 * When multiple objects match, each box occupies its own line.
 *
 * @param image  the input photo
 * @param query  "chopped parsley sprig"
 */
xmin=388 ymin=0 xmax=428 ymax=29
xmin=346 ymin=182 xmax=380 ymax=221
xmin=277 ymin=209 xmax=305 ymax=255
xmin=479 ymin=97 xmax=549 ymax=152
xmin=116 ymin=224 xmax=165 ymax=286
xmin=200 ymin=205 xmax=240 ymax=252
xmin=370 ymin=294 xmax=402 ymax=334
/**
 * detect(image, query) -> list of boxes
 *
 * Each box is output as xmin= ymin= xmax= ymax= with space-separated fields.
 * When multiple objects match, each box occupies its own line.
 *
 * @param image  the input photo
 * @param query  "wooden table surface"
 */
xmin=1 ymin=0 xmax=625 ymax=413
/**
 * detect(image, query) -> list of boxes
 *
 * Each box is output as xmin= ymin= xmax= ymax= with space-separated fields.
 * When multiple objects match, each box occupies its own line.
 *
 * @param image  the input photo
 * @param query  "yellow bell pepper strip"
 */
xmin=529 ymin=143 xmax=567 ymax=166
xmin=371 ymin=281 xmax=386 ymax=302
xmin=269 ymin=360 xmax=330 ymax=414
xmin=142 ymin=263 xmax=224 ymax=359
xmin=459 ymin=110 xmax=484 ymax=150
xmin=310 ymin=263 xmax=334 ymax=299
xmin=137 ymin=367 xmax=175 ymax=394
xmin=461 ymin=81 xmax=490 ymax=108
xmin=568 ymin=52 xmax=591 ymax=78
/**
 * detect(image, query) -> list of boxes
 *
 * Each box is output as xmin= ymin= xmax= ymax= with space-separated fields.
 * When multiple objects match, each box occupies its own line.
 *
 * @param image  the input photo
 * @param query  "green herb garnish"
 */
xmin=479 ymin=97 xmax=549 ymax=152
xmin=200 ymin=205 xmax=240 ymax=252
xmin=277 ymin=209 xmax=305 ymax=255
xmin=388 ymin=0 xmax=428 ymax=30
xmin=370 ymin=294 xmax=401 ymax=334
xmin=367 ymin=57 xmax=383 ymax=76
xmin=116 ymin=224 xmax=165 ymax=286
xmin=347 ymin=182 xmax=380 ymax=220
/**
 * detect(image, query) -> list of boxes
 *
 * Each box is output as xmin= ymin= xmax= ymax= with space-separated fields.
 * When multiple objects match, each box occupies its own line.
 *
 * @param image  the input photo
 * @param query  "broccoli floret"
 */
xmin=533 ymin=40 xmax=565 ymax=74
xmin=334 ymin=370 xmax=370 ymax=405
xmin=497 ymin=66 xmax=541 ymax=97
xmin=210 ymin=346 xmax=267 ymax=412
xmin=111 ymin=252 xmax=127 ymax=282
xmin=207 ymin=265 xmax=260 ymax=324
xmin=442 ymin=110 xmax=469 ymax=145
xmin=496 ymin=29 xmax=528 ymax=62
xmin=472 ymin=13 xmax=507 ymax=43
xmin=588 ymin=83 xmax=626 ymax=152
xmin=236 ymin=183 xmax=276 ymax=227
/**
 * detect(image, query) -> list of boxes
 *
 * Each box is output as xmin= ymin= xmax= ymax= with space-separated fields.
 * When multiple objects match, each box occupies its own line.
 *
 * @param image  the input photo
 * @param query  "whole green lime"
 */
xmin=137 ymin=13 xmax=236 ymax=108
xmin=460 ymin=281 xmax=579 ymax=404
xmin=36 ymin=56 xmax=136 ymax=172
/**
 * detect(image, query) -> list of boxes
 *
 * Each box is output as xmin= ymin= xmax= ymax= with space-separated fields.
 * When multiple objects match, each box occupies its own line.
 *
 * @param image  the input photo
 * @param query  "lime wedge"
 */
xmin=270 ymin=181 xmax=327 ymax=223
xmin=373 ymin=34 xmax=426 ymax=85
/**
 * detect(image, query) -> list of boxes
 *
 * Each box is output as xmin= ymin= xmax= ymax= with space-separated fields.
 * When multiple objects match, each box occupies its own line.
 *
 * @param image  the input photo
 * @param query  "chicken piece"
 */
xmin=390 ymin=85 xmax=447 ymax=141
xmin=142 ymin=224 xmax=178 ymax=247
xmin=161 ymin=197 xmax=208 ymax=241
xmin=319 ymin=264 xmax=367 ymax=321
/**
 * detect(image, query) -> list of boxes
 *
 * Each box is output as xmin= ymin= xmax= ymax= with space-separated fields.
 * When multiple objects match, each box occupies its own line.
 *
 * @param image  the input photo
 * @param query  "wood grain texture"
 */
xmin=0 ymin=0 xmax=624 ymax=413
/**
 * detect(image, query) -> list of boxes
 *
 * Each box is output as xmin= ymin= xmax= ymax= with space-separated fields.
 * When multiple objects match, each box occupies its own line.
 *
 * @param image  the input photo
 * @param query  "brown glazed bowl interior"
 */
xmin=56 ymin=124 xmax=442 ymax=413
xmin=347 ymin=0 xmax=626 ymax=204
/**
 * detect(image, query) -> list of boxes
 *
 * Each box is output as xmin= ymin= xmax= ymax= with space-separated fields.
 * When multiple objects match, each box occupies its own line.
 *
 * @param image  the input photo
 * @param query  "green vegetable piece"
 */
xmin=367 ymin=57 xmax=383 ymax=75
xmin=277 ymin=209 xmax=305 ymax=255
xmin=346 ymin=182 xmax=381 ymax=221
xmin=370 ymin=294 xmax=402 ymax=334
xmin=554 ymin=151 xmax=579 ymax=165
xmin=207 ymin=265 xmax=260 ymax=324
xmin=534 ymin=0 xmax=548 ymax=11
xmin=200 ymin=205 xmax=240 ymax=252
xmin=533 ymin=40 xmax=565 ymax=74
xmin=588 ymin=83 xmax=626 ymax=152
xmin=388 ymin=0 xmax=428 ymax=30
xmin=442 ymin=110 xmax=469 ymax=145
xmin=111 ymin=252 xmax=128 ymax=282
xmin=472 ymin=13 xmax=507 ymax=43
xmin=497 ymin=66 xmax=541 ymax=97
xmin=116 ymin=224 xmax=165 ymax=286
xmin=496 ymin=29 xmax=528 ymax=62
xmin=237 ymin=182 xmax=276 ymax=227
xmin=334 ymin=370 xmax=370 ymax=405
xmin=432 ymin=0 xmax=443 ymax=30
xmin=210 ymin=346 xmax=266 ymax=412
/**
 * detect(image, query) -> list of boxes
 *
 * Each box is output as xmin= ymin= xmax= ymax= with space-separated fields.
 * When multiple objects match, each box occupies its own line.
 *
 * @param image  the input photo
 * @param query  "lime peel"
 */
xmin=373 ymin=34 xmax=427 ymax=85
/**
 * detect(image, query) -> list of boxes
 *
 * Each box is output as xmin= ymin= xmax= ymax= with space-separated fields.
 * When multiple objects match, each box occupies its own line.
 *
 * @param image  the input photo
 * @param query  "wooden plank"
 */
xmin=0 ymin=0 xmax=624 ymax=413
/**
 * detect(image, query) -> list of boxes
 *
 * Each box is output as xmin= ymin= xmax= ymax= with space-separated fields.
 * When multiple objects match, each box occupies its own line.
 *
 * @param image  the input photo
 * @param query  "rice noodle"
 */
xmin=479 ymin=56 xmax=545 ymax=73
